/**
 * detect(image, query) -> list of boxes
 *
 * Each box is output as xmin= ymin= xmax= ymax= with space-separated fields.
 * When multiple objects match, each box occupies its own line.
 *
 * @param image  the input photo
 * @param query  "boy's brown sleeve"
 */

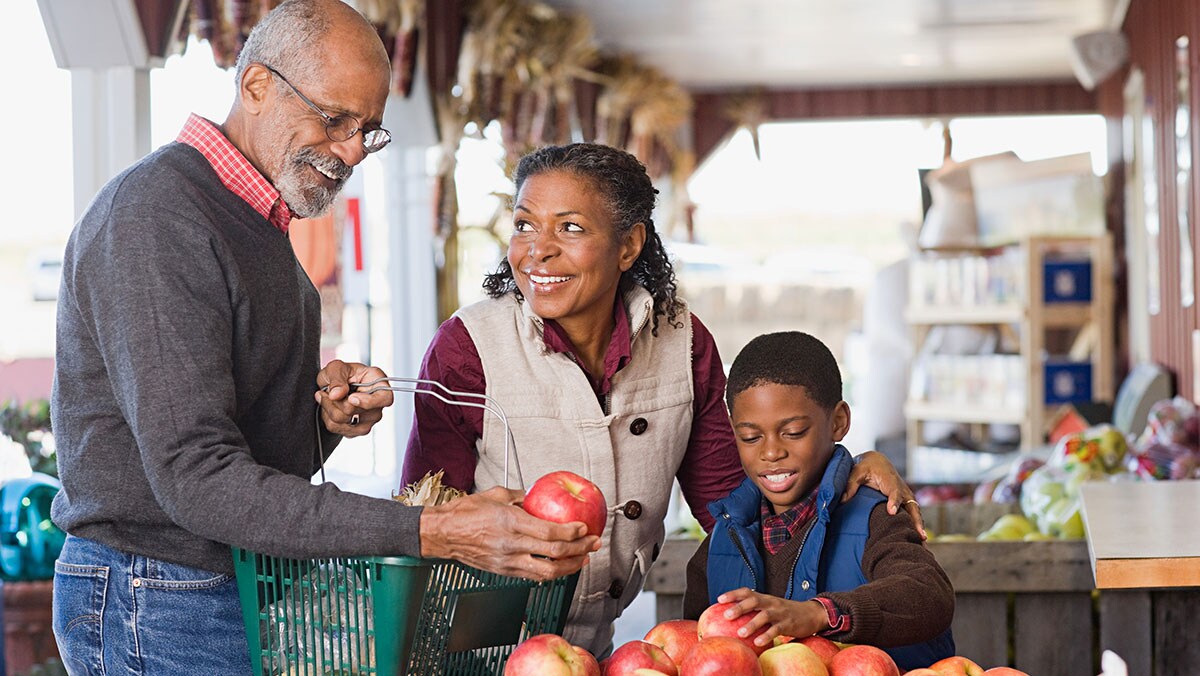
xmin=817 ymin=503 xmax=955 ymax=647
xmin=682 ymin=534 xmax=713 ymax=620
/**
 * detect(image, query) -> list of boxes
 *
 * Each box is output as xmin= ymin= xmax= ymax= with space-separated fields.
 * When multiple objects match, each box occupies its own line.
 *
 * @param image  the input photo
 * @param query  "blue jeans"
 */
xmin=52 ymin=535 xmax=252 ymax=675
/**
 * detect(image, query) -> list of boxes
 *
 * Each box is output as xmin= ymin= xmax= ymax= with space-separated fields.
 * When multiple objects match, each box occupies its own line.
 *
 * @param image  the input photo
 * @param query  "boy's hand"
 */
xmin=716 ymin=588 xmax=831 ymax=648
xmin=842 ymin=450 xmax=926 ymax=540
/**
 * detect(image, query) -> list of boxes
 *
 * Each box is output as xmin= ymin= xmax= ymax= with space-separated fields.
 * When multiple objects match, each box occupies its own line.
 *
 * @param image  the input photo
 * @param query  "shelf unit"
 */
xmin=905 ymin=234 xmax=1115 ymax=479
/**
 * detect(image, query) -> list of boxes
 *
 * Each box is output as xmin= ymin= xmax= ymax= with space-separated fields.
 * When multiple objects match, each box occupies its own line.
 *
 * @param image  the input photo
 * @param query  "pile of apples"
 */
xmin=512 ymin=471 xmax=1027 ymax=674
xmin=504 ymin=600 xmax=1031 ymax=675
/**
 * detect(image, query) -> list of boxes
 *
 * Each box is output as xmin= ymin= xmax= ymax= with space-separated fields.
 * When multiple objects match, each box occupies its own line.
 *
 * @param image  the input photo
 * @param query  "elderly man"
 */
xmin=49 ymin=1 xmax=596 ymax=673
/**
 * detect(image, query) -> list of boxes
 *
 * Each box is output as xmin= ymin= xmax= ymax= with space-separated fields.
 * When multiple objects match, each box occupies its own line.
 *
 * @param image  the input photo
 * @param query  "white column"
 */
xmin=69 ymin=67 xmax=152 ymax=220
xmin=365 ymin=60 xmax=440 ymax=480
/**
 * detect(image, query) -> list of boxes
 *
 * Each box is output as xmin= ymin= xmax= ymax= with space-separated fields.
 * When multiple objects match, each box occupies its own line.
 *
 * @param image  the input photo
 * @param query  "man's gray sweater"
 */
xmin=51 ymin=142 xmax=422 ymax=574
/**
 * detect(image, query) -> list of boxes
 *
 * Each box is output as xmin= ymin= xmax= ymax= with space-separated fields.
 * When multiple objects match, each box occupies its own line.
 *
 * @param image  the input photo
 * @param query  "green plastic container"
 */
xmin=232 ymin=548 xmax=578 ymax=675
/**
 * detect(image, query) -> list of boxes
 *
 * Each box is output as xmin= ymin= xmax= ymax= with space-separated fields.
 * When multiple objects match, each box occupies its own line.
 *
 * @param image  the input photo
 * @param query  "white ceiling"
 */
xmin=539 ymin=0 xmax=1126 ymax=90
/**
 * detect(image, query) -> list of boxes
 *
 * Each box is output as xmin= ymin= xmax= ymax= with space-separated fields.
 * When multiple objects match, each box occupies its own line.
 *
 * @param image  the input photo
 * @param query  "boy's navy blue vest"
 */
xmin=706 ymin=446 xmax=954 ymax=671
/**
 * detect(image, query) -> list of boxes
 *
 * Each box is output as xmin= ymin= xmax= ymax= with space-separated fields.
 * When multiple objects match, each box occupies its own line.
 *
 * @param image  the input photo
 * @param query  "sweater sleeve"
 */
xmin=401 ymin=316 xmax=486 ymax=491
xmin=683 ymin=534 xmax=714 ymax=620
xmin=676 ymin=315 xmax=744 ymax=532
xmin=817 ymin=503 xmax=955 ymax=647
xmin=67 ymin=203 xmax=424 ymax=561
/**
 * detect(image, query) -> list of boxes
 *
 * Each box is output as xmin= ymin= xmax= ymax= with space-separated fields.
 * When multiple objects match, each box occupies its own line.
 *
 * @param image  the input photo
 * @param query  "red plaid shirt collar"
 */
xmin=175 ymin=113 xmax=294 ymax=234
xmin=761 ymin=488 xmax=819 ymax=555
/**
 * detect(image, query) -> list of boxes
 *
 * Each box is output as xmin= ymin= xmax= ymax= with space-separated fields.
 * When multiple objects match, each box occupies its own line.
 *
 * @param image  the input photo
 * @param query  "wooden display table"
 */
xmin=1079 ymin=480 xmax=1200 ymax=589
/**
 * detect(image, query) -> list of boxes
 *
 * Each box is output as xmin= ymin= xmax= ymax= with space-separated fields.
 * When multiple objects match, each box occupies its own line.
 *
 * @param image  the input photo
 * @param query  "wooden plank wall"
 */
xmin=1099 ymin=0 xmax=1200 ymax=398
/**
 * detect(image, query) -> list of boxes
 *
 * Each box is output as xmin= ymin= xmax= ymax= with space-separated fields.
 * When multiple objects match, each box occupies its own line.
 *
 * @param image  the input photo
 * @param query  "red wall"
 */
xmin=1099 ymin=0 xmax=1200 ymax=399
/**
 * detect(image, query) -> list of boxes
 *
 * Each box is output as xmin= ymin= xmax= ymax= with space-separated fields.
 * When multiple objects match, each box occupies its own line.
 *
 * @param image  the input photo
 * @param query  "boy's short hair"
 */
xmin=726 ymin=331 xmax=842 ymax=411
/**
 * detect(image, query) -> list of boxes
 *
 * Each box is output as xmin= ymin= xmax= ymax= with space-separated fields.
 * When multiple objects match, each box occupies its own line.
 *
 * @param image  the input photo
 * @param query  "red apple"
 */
xmin=697 ymin=601 xmax=770 ymax=655
xmin=758 ymin=642 xmax=829 ymax=676
xmin=523 ymin=470 xmax=608 ymax=537
xmin=826 ymin=645 xmax=899 ymax=676
xmin=632 ymin=671 xmax=670 ymax=676
xmin=797 ymin=636 xmax=840 ymax=667
xmin=982 ymin=669 xmax=1029 ymax=676
xmin=679 ymin=637 xmax=762 ymax=676
xmin=574 ymin=646 xmax=602 ymax=676
xmin=904 ymin=670 xmax=940 ymax=675
xmin=644 ymin=619 xmax=701 ymax=666
xmin=928 ymin=656 xmax=985 ymax=676
xmin=506 ymin=634 xmax=596 ymax=675
xmin=602 ymin=640 xmax=678 ymax=676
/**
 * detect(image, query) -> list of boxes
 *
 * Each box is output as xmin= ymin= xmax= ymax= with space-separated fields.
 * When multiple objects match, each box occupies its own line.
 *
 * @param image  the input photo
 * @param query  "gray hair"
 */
xmin=234 ymin=0 xmax=331 ymax=89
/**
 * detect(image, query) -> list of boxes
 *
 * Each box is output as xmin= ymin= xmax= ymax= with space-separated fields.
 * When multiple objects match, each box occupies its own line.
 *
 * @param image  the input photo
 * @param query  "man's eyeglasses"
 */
xmin=263 ymin=65 xmax=391 ymax=154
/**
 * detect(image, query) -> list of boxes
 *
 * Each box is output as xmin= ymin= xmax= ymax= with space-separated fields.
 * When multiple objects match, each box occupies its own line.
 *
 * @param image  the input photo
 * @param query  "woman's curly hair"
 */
xmin=482 ymin=143 xmax=683 ymax=334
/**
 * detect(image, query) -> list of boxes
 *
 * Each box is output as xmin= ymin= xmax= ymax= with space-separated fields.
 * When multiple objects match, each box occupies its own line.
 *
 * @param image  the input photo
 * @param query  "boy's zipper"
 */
xmin=785 ymin=500 xmax=825 ymax=599
xmin=724 ymin=514 xmax=760 ymax=590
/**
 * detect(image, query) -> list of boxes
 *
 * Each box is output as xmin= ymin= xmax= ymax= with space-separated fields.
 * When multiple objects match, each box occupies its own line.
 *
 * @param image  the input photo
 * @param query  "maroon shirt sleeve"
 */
xmin=401 ymin=316 xmax=485 ymax=492
xmin=678 ymin=315 xmax=744 ymax=532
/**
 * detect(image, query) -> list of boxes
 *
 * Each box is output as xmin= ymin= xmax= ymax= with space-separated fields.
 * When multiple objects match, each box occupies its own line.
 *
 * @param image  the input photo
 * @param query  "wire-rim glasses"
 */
xmin=263 ymin=65 xmax=391 ymax=154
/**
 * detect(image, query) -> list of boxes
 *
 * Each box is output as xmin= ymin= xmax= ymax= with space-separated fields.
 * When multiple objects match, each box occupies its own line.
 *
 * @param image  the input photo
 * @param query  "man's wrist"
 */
xmin=417 ymin=505 xmax=441 ymax=558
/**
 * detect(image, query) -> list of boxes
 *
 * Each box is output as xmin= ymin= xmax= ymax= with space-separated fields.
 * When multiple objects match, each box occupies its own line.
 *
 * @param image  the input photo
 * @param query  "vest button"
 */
xmin=629 ymin=417 xmax=648 ymax=435
xmin=132 ymin=578 xmax=142 ymax=588
xmin=801 ymin=580 xmax=811 ymax=591
xmin=608 ymin=579 xmax=625 ymax=599
xmin=622 ymin=501 xmax=643 ymax=520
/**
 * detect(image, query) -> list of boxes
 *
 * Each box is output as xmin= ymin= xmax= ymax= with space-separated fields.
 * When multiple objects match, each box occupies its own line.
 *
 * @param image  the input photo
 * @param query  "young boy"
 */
xmin=683 ymin=331 xmax=954 ymax=670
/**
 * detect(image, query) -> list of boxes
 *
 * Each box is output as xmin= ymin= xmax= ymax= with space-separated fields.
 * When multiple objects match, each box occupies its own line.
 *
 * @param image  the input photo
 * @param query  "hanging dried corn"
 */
xmin=359 ymin=0 xmax=424 ymax=97
xmin=723 ymin=89 xmax=768 ymax=161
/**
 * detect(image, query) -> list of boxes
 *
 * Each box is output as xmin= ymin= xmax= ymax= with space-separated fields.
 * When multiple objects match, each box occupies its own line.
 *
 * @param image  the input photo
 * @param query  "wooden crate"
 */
xmin=646 ymin=518 xmax=1200 ymax=675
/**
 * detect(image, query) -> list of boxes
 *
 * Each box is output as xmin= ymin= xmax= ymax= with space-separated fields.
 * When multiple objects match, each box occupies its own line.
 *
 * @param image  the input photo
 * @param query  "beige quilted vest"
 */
xmin=456 ymin=285 xmax=694 ymax=656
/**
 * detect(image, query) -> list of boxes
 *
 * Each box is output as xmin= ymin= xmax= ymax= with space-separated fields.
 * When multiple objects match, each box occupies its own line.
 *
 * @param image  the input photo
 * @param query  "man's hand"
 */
xmin=841 ymin=450 xmax=925 ymax=539
xmin=716 ymin=587 xmax=830 ymax=648
xmin=314 ymin=360 xmax=394 ymax=438
xmin=419 ymin=487 xmax=601 ymax=581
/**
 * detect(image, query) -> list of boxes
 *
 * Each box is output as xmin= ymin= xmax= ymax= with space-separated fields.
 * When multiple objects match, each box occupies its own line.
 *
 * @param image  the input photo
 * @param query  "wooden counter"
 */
xmin=1079 ymin=480 xmax=1200 ymax=589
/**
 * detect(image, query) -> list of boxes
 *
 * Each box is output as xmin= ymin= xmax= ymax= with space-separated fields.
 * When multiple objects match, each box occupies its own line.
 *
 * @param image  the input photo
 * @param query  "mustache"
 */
xmin=294 ymin=147 xmax=351 ymax=182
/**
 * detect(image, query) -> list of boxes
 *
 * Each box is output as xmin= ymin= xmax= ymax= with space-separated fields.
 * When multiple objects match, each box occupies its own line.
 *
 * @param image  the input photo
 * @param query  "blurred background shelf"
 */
xmin=906 ymin=235 xmax=1115 ymax=471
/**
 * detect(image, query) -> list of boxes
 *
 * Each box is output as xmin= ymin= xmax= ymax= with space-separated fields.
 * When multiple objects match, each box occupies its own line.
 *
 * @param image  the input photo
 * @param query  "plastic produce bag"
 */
xmin=1019 ymin=464 xmax=1097 ymax=538
xmin=266 ymin=562 xmax=375 ymax=675
xmin=1129 ymin=396 xmax=1200 ymax=480
xmin=991 ymin=455 xmax=1046 ymax=504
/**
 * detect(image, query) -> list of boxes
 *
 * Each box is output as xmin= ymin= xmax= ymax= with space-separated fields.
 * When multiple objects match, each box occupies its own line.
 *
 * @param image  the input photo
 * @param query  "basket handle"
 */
xmin=315 ymin=376 xmax=523 ymax=492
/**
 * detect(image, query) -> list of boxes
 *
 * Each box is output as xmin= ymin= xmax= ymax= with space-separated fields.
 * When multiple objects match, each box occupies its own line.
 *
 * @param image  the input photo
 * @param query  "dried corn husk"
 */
xmin=393 ymin=470 xmax=466 ymax=506
xmin=359 ymin=0 xmax=424 ymax=97
xmin=723 ymin=89 xmax=769 ymax=160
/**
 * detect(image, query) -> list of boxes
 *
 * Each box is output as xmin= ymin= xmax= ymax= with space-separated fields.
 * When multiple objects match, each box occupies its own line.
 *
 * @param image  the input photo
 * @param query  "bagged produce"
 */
xmin=1018 ymin=463 xmax=1098 ymax=538
xmin=990 ymin=455 xmax=1045 ymax=504
xmin=1050 ymin=424 xmax=1129 ymax=475
xmin=1128 ymin=396 xmax=1200 ymax=480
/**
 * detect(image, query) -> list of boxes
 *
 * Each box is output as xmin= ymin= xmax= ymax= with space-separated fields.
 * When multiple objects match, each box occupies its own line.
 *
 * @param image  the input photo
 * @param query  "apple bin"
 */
xmin=645 ymin=501 xmax=1200 ymax=676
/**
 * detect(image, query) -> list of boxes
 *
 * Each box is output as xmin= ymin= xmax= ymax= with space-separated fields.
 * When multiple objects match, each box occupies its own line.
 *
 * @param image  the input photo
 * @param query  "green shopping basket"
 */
xmin=233 ymin=549 xmax=578 ymax=675
xmin=234 ymin=377 xmax=579 ymax=675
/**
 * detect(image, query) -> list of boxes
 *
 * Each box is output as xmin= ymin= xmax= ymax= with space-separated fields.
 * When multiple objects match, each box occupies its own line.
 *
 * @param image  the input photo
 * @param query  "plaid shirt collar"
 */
xmin=761 ymin=487 xmax=819 ymax=555
xmin=175 ymin=113 xmax=294 ymax=234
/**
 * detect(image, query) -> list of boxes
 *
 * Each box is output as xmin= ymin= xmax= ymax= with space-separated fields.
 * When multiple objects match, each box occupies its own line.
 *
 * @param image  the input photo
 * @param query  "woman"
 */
xmin=403 ymin=143 xmax=920 ymax=656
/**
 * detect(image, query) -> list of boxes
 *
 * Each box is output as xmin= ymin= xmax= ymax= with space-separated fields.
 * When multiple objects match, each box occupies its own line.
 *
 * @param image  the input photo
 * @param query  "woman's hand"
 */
xmin=716 ymin=588 xmax=830 ymax=648
xmin=842 ymin=450 xmax=925 ymax=539
xmin=314 ymin=360 xmax=394 ymax=437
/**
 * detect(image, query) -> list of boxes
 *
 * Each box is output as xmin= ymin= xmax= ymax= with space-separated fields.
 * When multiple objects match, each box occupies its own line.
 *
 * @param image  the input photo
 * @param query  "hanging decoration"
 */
xmin=722 ymin=89 xmax=769 ymax=161
xmin=359 ymin=0 xmax=424 ymax=97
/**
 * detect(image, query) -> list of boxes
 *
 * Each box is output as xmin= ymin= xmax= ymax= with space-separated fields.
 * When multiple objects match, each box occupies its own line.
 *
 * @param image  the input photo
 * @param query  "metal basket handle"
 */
xmin=315 ymin=376 xmax=523 ymax=492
